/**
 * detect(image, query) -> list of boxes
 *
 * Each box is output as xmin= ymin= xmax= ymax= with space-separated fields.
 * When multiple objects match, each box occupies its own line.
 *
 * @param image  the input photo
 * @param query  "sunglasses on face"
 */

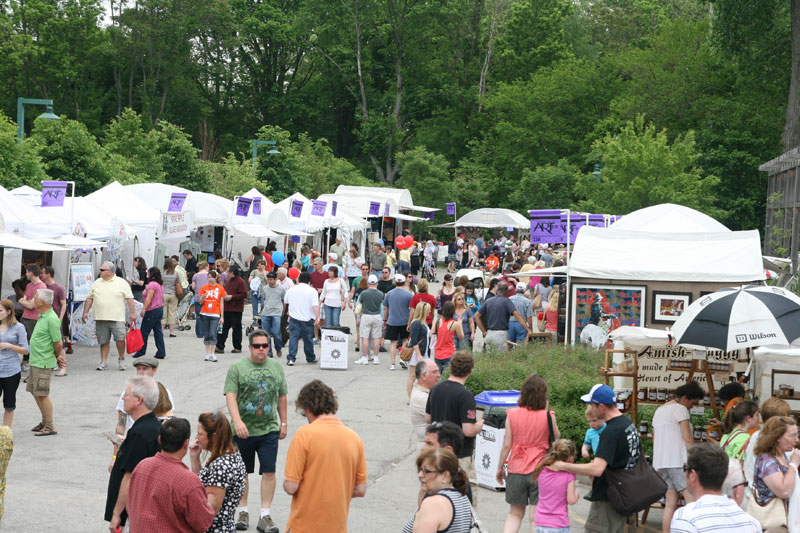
xmin=251 ymin=343 xmax=269 ymax=349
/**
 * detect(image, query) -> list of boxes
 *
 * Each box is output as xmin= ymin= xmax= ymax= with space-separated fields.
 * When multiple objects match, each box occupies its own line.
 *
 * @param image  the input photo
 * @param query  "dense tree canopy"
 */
xmin=0 ymin=0 xmax=795 ymax=231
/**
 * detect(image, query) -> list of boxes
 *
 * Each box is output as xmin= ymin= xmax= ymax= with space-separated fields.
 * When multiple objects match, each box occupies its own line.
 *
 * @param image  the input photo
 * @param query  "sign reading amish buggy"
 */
xmin=636 ymin=345 xmax=742 ymax=391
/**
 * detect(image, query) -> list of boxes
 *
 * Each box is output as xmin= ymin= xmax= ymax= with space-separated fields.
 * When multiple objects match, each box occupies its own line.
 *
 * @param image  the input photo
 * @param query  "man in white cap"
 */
xmin=355 ymin=275 xmax=384 ymax=365
xmin=548 ymin=384 xmax=641 ymax=533
xmin=322 ymin=253 xmax=339 ymax=273
xmin=383 ymin=274 xmax=412 ymax=370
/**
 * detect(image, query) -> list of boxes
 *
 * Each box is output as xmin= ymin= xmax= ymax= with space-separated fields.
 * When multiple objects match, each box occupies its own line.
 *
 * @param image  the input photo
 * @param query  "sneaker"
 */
xmin=276 ymin=349 xmax=282 ymax=358
xmin=312 ymin=338 xmax=320 ymax=345
xmin=96 ymin=361 xmax=108 ymax=371
xmin=372 ymin=356 xmax=380 ymax=365
xmin=232 ymin=349 xmax=242 ymax=354
xmin=379 ymin=346 xmax=387 ymax=353
xmin=389 ymin=364 xmax=396 ymax=371
xmin=398 ymin=360 xmax=408 ymax=369
xmin=287 ymin=360 xmax=295 ymax=366
xmin=257 ymin=514 xmax=279 ymax=533
xmin=307 ymin=358 xmax=318 ymax=364
xmin=204 ymin=354 xmax=213 ymax=362
xmin=118 ymin=358 xmax=126 ymax=371
xmin=354 ymin=356 xmax=369 ymax=365
xmin=207 ymin=354 xmax=218 ymax=362
xmin=235 ymin=510 xmax=249 ymax=530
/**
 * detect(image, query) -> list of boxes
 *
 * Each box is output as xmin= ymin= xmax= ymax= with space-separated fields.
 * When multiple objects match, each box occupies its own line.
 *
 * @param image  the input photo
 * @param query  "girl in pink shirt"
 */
xmin=532 ymin=439 xmax=580 ymax=532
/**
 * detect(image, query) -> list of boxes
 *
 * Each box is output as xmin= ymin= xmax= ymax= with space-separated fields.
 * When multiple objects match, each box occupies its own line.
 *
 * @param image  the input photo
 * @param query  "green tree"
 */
xmin=204 ymin=154 xmax=262 ymax=199
xmin=519 ymin=160 xmax=580 ymax=211
xmin=0 ymin=111 xmax=45 ymax=189
xmin=574 ymin=116 xmax=720 ymax=216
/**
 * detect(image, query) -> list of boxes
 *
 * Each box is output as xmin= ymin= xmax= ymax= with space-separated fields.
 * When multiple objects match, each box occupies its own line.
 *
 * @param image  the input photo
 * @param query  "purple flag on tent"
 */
xmin=236 ymin=197 xmax=252 ymax=217
xmin=291 ymin=199 xmax=304 ymax=218
xmin=588 ymin=214 xmax=605 ymax=228
xmin=425 ymin=211 xmax=435 ymax=221
xmin=167 ymin=192 xmax=187 ymax=212
xmin=312 ymin=200 xmax=327 ymax=217
xmin=446 ymin=203 xmax=455 ymax=216
xmin=291 ymin=235 xmax=300 ymax=243
xmin=369 ymin=201 xmax=380 ymax=216
xmin=252 ymin=198 xmax=261 ymax=215
xmin=529 ymin=209 xmax=563 ymax=244
xmin=559 ymin=212 xmax=585 ymax=243
xmin=332 ymin=201 xmax=338 ymax=216
xmin=41 ymin=181 xmax=68 ymax=207
xmin=384 ymin=202 xmax=390 ymax=216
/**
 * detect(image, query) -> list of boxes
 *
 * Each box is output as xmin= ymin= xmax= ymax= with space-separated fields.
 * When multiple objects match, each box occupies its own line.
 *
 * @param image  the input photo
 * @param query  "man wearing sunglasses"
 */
xmin=225 ymin=329 xmax=288 ymax=533
xmin=83 ymin=261 xmax=136 ymax=371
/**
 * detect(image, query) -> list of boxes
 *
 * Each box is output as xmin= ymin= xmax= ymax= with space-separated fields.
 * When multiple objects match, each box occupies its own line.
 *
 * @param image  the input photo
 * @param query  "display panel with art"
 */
xmin=572 ymin=285 xmax=645 ymax=346
xmin=651 ymin=291 xmax=692 ymax=323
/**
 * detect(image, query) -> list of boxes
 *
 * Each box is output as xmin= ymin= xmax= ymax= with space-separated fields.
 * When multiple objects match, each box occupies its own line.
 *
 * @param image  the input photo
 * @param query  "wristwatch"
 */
xmin=280 ymin=423 xmax=287 ymax=426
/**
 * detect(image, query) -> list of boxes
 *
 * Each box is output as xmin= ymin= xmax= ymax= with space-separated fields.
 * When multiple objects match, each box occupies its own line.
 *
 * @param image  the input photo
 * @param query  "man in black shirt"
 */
xmin=106 ymin=376 xmax=162 ymax=531
xmin=376 ymin=268 xmax=394 ymax=295
xmin=425 ymin=351 xmax=484 ymax=507
xmin=550 ymin=384 xmax=640 ymax=533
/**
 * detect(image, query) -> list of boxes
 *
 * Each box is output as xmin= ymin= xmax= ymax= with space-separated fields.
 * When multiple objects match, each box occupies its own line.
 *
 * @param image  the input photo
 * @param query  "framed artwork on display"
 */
xmin=572 ymin=285 xmax=646 ymax=345
xmin=651 ymin=291 xmax=693 ymax=323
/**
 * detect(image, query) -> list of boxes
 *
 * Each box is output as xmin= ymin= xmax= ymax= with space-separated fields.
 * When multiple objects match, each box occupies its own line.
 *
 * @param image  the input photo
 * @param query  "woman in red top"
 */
xmin=408 ymin=279 xmax=436 ymax=328
xmin=496 ymin=374 xmax=561 ymax=533
xmin=544 ymin=289 xmax=559 ymax=344
xmin=197 ymin=270 xmax=226 ymax=362
xmin=433 ymin=301 xmax=463 ymax=373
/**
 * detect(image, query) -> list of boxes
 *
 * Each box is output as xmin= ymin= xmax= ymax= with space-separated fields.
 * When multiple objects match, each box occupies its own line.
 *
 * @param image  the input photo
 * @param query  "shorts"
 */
xmin=505 ymin=472 xmax=539 ymax=506
xmin=585 ymin=500 xmax=628 ymax=533
xmin=535 ymin=527 xmax=570 ymax=533
xmin=21 ymin=317 xmax=37 ymax=342
xmin=26 ymin=366 xmax=52 ymax=397
xmin=234 ymin=431 xmax=279 ymax=474
xmin=360 ymin=314 xmax=382 ymax=339
xmin=96 ymin=320 xmax=126 ymax=345
xmin=658 ymin=467 xmax=687 ymax=492
xmin=385 ymin=324 xmax=409 ymax=342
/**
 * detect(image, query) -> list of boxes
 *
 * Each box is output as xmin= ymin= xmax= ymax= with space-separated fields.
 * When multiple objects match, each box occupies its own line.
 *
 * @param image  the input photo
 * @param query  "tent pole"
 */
xmin=565 ymin=210 xmax=572 ymax=346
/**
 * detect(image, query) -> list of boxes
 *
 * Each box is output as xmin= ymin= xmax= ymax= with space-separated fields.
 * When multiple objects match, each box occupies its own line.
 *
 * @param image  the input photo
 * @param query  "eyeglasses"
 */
xmin=99 ymin=268 xmax=110 ymax=272
xmin=418 ymin=467 xmax=439 ymax=476
xmin=383 ymin=271 xmax=389 ymax=273
xmin=251 ymin=343 xmax=269 ymax=349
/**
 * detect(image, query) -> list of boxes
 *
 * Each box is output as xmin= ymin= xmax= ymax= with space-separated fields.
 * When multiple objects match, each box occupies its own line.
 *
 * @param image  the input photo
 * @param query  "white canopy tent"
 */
xmin=125 ymin=183 xmax=230 ymax=228
xmin=749 ymin=347 xmax=800 ymax=407
xmin=13 ymin=188 xmax=118 ymax=241
xmin=433 ymin=208 xmax=530 ymax=229
xmin=0 ymin=184 xmax=66 ymax=239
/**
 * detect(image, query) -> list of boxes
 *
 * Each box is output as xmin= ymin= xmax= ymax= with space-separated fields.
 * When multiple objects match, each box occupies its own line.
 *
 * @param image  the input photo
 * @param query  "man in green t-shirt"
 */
xmin=224 ymin=329 xmax=288 ymax=533
xmin=28 ymin=288 xmax=64 ymax=436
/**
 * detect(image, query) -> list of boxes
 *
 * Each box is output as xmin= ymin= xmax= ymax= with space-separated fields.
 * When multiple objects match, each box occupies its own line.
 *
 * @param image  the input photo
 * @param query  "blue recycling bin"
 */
xmin=475 ymin=390 xmax=520 ymax=418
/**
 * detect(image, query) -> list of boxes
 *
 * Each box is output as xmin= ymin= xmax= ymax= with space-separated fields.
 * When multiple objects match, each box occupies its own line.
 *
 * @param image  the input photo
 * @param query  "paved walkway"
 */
xmin=2 ymin=281 xmax=663 ymax=532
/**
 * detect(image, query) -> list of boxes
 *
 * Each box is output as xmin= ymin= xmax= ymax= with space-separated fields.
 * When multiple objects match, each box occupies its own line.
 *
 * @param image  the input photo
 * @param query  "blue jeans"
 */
xmin=398 ymin=260 xmax=410 ymax=274
xmin=324 ymin=305 xmax=341 ymax=327
xmin=251 ymin=290 xmax=263 ymax=318
xmin=435 ymin=357 xmax=451 ymax=373
xmin=508 ymin=321 xmax=528 ymax=346
xmin=198 ymin=315 xmax=220 ymax=345
xmin=288 ymin=318 xmax=315 ymax=362
xmin=260 ymin=315 xmax=283 ymax=353
xmin=194 ymin=302 xmax=204 ymax=338
xmin=135 ymin=307 xmax=166 ymax=357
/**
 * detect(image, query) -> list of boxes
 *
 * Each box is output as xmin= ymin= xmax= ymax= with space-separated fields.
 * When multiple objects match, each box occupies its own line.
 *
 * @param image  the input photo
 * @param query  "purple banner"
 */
xmin=384 ymin=202 xmax=390 ymax=217
xmin=236 ymin=197 xmax=252 ymax=217
xmin=167 ymin=192 xmax=187 ymax=212
xmin=368 ymin=201 xmax=380 ymax=216
xmin=332 ymin=201 xmax=338 ymax=217
xmin=425 ymin=211 xmax=435 ymax=221
xmin=559 ymin=212 xmax=586 ymax=243
xmin=41 ymin=181 xmax=68 ymax=207
xmin=291 ymin=200 xmax=304 ymax=218
xmin=588 ymin=214 xmax=605 ymax=228
xmin=311 ymin=200 xmax=327 ymax=217
xmin=529 ymin=209 xmax=563 ymax=244
xmin=252 ymin=197 xmax=261 ymax=215
xmin=291 ymin=235 xmax=301 ymax=243
xmin=446 ymin=202 xmax=455 ymax=216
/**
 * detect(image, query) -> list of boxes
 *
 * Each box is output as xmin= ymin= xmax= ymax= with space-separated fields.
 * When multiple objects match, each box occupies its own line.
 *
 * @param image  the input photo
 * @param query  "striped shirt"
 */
xmin=402 ymin=488 xmax=472 ymax=533
xmin=670 ymin=494 xmax=762 ymax=532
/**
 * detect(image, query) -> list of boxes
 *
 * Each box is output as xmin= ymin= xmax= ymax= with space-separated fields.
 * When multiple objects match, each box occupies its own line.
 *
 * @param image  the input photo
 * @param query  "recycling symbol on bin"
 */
xmin=331 ymin=349 xmax=342 ymax=360
xmin=481 ymin=452 xmax=491 ymax=470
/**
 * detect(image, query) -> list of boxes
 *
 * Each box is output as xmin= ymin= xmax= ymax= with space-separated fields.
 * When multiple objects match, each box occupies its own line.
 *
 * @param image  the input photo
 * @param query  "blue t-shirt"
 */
xmin=583 ymin=423 xmax=607 ymax=454
xmin=384 ymin=288 xmax=413 ymax=326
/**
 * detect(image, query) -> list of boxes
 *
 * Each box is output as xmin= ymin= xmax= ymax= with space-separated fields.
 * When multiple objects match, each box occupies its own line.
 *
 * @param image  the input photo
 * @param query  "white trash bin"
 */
xmin=320 ymin=327 xmax=349 ymax=370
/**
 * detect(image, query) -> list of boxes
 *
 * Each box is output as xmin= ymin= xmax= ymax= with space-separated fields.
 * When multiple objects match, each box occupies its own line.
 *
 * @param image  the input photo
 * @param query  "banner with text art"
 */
xmin=529 ymin=209 xmax=563 ymax=244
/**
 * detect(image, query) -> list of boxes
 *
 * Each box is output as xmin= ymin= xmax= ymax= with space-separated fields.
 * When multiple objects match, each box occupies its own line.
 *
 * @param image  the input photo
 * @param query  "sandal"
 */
xmin=34 ymin=427 xmax=57 ymax=437
xmin=31 ymin=422 xmax=45 ymax=432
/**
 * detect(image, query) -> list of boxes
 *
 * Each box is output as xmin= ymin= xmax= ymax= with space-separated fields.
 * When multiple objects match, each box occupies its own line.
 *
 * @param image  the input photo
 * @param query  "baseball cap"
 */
xmin=580 ymin=384 xmax=617 ymax=404
xmin=266 ymin=271 xmax=277 ymax=279
xmin=516 ymin=282 xmax=527 ymax=292
xmin=394 ymin=274 xmax=406 ymax=283
xmin=133 ymin=357 xmax=159 ymax=369
xmin=328 ymin=252 xmax=338 ymax=261
xmin=368 ymin=274 xmax=378 ymax=284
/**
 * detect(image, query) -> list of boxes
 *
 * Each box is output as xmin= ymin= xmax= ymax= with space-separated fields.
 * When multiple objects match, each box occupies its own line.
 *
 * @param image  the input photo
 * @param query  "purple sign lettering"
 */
xmin=446 ymin=202 xmax=455 ymax=216
xmin=529 ymin=209 xmax=563 ymax=244
xmin=369 ymin=201 xmax=380 ymax=216
xmin=384 ymin=202 xmax=390 ymax=217
xmin=588 ymin=214 xmax=605 ymax=228
xmin=291 ymin=235 xmax=301 ymax=243
xmin=167 ymin=192 xmax=187 ymax=213
xmin=252 ymin=197 xmax=261 ymax=215
xmin=312 ymin=200 xmax=327 ymax=217
xmin=41 ymin=181 xmax=68 ymax=207
xmin=291 ymin=199 xmax=304 ymax=218
xmin=559 ymin=212 xmax=586 ymax=243
xmin=236 ymin=197 xmax=252 ymax=217
xmin=332 ymin=201 xmax=338 ymax=217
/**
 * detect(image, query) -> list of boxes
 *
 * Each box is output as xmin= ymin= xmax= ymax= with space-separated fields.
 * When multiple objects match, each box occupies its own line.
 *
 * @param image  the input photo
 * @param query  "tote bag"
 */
xmin=125 ymin=324 xmax=144 ymax=354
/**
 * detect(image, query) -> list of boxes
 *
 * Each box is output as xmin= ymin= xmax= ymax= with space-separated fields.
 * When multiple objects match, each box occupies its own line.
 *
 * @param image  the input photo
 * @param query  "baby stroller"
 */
xmin=422 ymin=255 xmax=437 ymax=283
xmin=175 ymin=290 xmax=194 ymax=331
xmin=245 ymin=316 xmax=262 ymax=336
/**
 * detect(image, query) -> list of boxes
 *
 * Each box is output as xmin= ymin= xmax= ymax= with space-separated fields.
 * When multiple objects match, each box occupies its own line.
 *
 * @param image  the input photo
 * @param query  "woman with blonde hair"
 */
xmin=0 ymin=299 xmax=28 ymax=426
xmin=402 ymin=448 xmax=472 ymax=533
xmin=544 ymin=289 xmax=560 ymax=343
xmin=190 ymin=411 xmax=247 ymax=533
xmin=405 ymin=302 xmax=432 ymax=399
xmin=161 ymin=258 xmax=180 ymax=337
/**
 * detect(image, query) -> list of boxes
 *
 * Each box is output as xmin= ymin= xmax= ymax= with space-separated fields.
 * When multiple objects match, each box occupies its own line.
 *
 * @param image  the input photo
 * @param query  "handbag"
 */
xmin=537 ymin=311 xmax=546 ymax=332
xmin=749 ymin=490 xmax=788 ymax=529
xmin=125 ymin=323 xmax=144 ymax=354
xmin=547 ymin=410 xmax=555 ymax=446
xmin=604 ymin=442 xmax=667 ymax=516
xmin=399 ymin=340 xmax=415 ymax=362
xmin=175 ymin=281 xmax=184 ymax=299
xmin=531 ymin=293 xmax=542 ymax=310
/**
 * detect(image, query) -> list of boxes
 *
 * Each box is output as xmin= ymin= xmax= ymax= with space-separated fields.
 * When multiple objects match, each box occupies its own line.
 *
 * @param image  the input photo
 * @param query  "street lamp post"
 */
xmin=16 ymin=97 xmax=60 ymax=140
xmin=251 ymin=140 xmax=280 ymax=171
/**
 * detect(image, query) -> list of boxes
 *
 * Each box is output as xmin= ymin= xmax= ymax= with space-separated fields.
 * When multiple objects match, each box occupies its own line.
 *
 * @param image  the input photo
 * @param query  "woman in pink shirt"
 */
xmin=133 ymin=267 xmax=166 ymax=359
xmin=496 ymin=374 xmax=561 ymax=532
xmin=532 ymin=439 xmax=580 ymax=532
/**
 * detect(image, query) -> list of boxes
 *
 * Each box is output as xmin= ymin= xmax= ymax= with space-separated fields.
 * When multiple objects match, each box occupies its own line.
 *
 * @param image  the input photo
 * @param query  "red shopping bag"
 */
xmin=126 ymin=323 xmax=144 ymax=354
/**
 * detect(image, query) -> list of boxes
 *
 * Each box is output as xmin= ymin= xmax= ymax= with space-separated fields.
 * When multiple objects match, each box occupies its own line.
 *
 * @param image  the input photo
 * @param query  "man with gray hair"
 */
xmin=410 ymin=360 xmax=441 ymax=445
xmin=106 ymin=375 xmax=161 ymax=532
xmin=28 ymin=288 xmax=64 ymax=436
xmin=83 ymin=261 xmax=136 ymax=371
xmin=475 ymin=281 xmax=530 ymax=351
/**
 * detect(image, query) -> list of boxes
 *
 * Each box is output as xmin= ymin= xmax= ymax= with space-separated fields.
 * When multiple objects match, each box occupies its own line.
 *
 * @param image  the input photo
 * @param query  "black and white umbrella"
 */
xmin=671 ymin=285 xmax=800 ymax=352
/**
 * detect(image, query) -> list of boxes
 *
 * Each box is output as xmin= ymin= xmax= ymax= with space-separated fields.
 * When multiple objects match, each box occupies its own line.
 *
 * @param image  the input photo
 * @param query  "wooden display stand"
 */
xmin=601 ymin=349 xmax=639 ymax=424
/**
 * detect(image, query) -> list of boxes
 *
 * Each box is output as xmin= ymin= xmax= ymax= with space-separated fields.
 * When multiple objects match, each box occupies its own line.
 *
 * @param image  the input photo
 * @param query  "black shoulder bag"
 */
xmin=603 ymin=433 xmax=667 ymax=515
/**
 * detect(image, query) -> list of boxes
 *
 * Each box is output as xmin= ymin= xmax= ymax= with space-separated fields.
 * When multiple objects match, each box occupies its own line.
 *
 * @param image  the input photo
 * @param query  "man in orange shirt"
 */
xmin=284 ymin=379 xmax=367 ymax=533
